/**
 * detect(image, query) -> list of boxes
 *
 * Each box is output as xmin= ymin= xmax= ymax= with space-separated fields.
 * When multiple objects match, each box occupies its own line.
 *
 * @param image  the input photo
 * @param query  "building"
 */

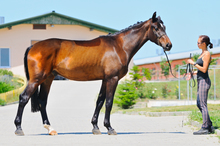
xmin=0 ymin=11 xmax=120 ymax=77
xmin=134 ymin=47 xmax=220 ymax=80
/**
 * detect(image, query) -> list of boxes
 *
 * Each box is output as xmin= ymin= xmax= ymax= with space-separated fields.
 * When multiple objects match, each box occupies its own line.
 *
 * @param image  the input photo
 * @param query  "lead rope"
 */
xmin=163 ymin=50 xmax=177 ymax=78
xmin=163 ymin=51 xmax=196 ymax=127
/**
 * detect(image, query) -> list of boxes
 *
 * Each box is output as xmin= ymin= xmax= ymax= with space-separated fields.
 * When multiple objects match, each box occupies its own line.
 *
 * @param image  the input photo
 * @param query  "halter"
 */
xmin=152 ymin=25 xmax=167 ymax=45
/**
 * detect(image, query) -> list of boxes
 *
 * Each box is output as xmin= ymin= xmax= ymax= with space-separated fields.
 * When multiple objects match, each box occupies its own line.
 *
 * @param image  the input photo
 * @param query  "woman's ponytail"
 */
xmin=209 ymin=42 xmax=213 ymax=49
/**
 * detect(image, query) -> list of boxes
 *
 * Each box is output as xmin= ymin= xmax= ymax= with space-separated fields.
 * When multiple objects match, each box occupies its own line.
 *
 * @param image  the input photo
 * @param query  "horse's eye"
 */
xmin=155 ymin=27 xmax=158 ymax=31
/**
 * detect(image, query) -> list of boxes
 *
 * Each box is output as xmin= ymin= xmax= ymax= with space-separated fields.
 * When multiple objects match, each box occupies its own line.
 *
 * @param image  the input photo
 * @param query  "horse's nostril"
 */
xmin=166 ymin=43 xmax=172 ymax=49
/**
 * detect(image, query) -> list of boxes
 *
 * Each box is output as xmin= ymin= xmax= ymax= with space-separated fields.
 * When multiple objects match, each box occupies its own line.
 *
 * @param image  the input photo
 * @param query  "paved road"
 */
xmin=0 ymin=81 xmax=219 ymax=146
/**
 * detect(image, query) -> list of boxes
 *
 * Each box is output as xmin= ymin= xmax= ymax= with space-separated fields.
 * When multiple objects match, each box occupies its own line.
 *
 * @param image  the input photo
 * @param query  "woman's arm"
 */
xmin=187 ymin=52 xmax=211 ymax=73
xmin=194 ymin=52 xmax=211 ymax=73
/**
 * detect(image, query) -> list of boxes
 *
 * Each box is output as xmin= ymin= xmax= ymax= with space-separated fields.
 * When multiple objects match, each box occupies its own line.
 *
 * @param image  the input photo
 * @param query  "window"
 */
xmin=151 ymin=68 xmax=156 ymax=75
xmin=33 ymin=24 xmax=46 ymax=29
xmin=0 ymin=48 xmax=10 ymax=67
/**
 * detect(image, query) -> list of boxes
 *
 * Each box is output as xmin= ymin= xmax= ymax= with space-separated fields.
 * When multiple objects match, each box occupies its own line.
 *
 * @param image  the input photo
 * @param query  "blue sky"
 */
xmin=0 ymin=0 xmax=220 ymax=60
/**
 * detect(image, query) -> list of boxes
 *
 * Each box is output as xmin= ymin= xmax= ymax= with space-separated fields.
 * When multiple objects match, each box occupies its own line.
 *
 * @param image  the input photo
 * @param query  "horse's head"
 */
xmin=148 ymin=12 xmax=172 ymax=51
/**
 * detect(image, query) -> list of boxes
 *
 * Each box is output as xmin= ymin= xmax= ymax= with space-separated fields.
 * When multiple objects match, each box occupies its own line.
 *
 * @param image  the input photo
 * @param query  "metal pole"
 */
xmin=178 ymin=66 xmax=181 ymax=100
xmin=214 ymin=68 xmax=216 ymax=100
xmin=191 ymin=80 xmax=192 ymax=104
xmin=187 ymin=79 xmax=189 ymax=104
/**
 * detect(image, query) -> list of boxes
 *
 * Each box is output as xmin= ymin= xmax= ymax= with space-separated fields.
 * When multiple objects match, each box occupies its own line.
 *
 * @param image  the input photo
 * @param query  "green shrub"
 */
xmin=114 ymin=81 xmax=138 ymax=109
xmin=161 ymin=84 xmax=171 ymax=98
xmin=0 ymin=81 xmax=14 ymax=93
xmin=0 ymin=98 xmax=6 ymax=106
xmin=145 ymin=85 xmax=157 ymax=99
xmin=0 ymin=69 xmax=13 ymax=76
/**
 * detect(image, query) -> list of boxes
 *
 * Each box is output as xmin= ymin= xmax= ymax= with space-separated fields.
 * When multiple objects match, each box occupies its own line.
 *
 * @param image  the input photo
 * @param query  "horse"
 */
xmin=14 ymin=12 xmax=172 ymax=136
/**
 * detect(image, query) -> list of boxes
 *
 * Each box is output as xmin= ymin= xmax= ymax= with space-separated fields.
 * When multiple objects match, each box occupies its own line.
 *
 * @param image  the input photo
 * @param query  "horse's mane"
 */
xmin=107 ymin=21 xmax=145 ymax=36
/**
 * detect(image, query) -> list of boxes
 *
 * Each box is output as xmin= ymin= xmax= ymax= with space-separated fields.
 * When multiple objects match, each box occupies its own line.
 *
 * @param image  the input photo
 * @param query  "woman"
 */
xmin=187 ymin=35 xmax=214 ymax=135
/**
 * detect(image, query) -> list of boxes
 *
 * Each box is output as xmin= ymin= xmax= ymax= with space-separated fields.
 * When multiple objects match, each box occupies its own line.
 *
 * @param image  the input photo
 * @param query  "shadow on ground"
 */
xmin=35 ymin=131 xmax=186 ymax=136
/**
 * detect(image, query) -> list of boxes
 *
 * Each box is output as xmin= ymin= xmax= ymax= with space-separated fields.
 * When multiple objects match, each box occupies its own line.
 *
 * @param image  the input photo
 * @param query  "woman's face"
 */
xmin=197 ymin=37 xmax=206 ymax=49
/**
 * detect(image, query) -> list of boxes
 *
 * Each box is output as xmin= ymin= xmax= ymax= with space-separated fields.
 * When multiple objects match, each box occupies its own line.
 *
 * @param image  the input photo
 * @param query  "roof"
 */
xmin=0 ymin=11 xmax=118 ymax=33
xmin=134 ymin=47 xmax=220 ymax=65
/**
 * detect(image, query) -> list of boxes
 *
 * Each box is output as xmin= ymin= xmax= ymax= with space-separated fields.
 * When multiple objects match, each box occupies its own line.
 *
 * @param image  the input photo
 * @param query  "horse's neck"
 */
xmin=120 ymin=23 xmax=150 ymax=64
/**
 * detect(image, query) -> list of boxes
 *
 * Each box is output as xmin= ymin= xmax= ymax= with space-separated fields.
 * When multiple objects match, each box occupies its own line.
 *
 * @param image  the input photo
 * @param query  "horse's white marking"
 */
xmin=44 ymin=124 xmax=55 ymax=134
xmin=160 ymin=23 xmax=164 ymax=29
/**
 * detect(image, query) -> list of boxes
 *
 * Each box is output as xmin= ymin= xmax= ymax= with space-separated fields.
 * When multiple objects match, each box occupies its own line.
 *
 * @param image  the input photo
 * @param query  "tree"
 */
xmin=142 ymin=68 xmax=152 ymax=80
xmin=160 ymin=57 xmax=170 ymax=79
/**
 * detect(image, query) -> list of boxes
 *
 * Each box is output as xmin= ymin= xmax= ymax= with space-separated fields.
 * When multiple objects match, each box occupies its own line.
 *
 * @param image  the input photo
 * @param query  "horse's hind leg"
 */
xmin=14 ymin=81 xmax=39 ymax=136
xmin=38 ymin=74 xmax=57 ymax=135
xmin=91 ymin=80 xmax=106 ymax=135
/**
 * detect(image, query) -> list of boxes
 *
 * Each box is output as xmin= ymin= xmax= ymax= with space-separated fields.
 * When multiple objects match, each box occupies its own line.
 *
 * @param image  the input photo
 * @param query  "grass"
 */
xmin=189 ymin=109 xmax=220 ymax=130
xmin=109 ymin=103 xmax=219 ymax=113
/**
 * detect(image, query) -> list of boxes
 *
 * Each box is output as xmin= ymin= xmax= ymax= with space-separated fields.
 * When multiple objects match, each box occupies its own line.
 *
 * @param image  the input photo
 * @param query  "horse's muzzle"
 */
xmin=163 ymin=43 xmax=172 ymax=51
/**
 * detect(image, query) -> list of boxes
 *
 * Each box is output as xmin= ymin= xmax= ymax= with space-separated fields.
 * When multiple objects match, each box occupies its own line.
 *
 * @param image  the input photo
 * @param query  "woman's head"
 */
xmin=198 ymin=35 xmax=213 ymax=49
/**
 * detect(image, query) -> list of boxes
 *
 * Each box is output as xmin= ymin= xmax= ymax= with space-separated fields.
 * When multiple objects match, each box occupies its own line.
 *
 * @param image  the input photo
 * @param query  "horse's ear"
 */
xmin=152 ymin=12 xmax=157 ymax=22
xmin=157 ymin=16 xmax=161 ymax=20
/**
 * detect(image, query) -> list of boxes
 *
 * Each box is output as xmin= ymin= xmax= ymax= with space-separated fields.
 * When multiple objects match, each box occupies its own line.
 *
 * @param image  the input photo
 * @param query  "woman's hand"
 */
xmin=187 ymin=59 xmax=195 ymax=65
xmin=186 ymin=72 xmax=191 ymax=81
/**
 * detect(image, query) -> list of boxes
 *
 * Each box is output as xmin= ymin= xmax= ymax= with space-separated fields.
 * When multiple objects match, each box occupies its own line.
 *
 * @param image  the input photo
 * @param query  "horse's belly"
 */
xmin=56 ymin=67 xmax=104 ymax=81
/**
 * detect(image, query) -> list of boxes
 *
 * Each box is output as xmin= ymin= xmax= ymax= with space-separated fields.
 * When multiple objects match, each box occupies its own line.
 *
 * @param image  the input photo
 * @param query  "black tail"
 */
xmin=24 ymin=46 xmax=40 ymax=112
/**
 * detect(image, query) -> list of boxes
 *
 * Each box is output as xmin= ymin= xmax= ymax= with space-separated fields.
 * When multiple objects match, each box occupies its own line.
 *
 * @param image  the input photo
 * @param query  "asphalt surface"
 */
xmin=0 ymin=80 xmax=219 ymax=146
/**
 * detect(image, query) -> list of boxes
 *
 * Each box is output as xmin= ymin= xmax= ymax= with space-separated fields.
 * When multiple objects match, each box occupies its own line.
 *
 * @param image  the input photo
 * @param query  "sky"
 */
xmin=0 ymin=0 xmax=220 ymax=60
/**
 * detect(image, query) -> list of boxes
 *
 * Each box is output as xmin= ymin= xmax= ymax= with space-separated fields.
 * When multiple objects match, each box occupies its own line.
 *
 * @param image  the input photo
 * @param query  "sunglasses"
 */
xmin=197 ymin=42 xmax=203 ymax=45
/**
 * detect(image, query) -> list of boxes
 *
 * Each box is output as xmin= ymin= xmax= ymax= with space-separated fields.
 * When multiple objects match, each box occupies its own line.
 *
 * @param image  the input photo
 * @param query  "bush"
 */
xmin=114 ymin=81 xmax=138 ymax=109
xmin=0 ymin=69 xmax=13 ymax=76
xmin=145 ymin=85 xmax=157 ymax=99
xmin=161 ymin=84 xmax=171 ymax=98
xmin=0 ymin=98 xmax=6 ymax=106
xmin=0 ymin=81 xmax=14 ymax=93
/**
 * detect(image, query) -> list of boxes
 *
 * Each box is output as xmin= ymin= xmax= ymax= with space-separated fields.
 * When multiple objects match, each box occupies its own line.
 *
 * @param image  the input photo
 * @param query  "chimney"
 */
xmin=0 ymin=17 xmax=5 ymax=24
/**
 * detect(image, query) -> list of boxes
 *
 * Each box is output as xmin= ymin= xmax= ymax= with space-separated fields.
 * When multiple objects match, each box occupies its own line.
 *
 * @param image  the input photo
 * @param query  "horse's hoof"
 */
xmin=108 ymin=129 xmax=117 ymax=135
xmin=92 ymin=128 xmax=101 ymax=135
xmin=49 ymin=130 xmax=58 ymax=136
xmin=15 ymin=129 xmax=24 ymax=136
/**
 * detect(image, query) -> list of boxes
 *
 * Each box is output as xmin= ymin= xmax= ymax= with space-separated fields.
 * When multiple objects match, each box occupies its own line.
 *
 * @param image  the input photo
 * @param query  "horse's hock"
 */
xmin=0 ymin=75 xmax=27 ymax=102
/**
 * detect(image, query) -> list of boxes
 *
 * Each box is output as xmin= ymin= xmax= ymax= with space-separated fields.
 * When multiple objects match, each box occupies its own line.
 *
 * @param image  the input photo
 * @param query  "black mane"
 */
xmin=107 ymin=21 xmax=145 ymax=36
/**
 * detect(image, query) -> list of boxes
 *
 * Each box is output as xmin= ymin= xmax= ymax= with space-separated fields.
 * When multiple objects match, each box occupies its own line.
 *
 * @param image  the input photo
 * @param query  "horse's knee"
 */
xmin=105 ymin=100 xmax=113 ymax=111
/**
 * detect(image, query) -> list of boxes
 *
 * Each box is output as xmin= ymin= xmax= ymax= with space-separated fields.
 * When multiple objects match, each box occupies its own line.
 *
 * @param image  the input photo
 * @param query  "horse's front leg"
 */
xmin=104 ymin=76 xmax=118 ymax=135
xmin=91 ymin=80 xmax=106 ymax=135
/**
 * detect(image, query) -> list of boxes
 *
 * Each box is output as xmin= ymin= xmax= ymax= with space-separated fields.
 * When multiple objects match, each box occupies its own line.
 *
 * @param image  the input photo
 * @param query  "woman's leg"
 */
xmin=198 ymin=78 xmax=212 ymax=129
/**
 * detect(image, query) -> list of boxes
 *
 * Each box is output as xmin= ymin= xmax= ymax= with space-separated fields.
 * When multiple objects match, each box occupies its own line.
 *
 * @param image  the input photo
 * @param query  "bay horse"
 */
xmin=14 ymin=12 xmax=172 ymax=136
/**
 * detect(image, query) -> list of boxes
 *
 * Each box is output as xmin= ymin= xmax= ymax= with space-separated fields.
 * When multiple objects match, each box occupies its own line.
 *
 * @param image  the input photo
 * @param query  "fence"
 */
xmin=178 ymin=64 xmax=220 ymax=101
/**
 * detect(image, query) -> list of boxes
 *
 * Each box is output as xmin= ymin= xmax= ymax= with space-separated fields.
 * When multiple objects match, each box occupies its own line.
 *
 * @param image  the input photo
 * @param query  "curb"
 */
xmin=116 ymin=111 xmax=192 ymax=117
xmin=189 ymin=120 xmax=220 ymax=136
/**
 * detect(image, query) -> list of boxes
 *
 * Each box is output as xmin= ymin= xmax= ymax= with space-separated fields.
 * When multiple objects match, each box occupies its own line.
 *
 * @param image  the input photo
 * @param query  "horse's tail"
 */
xmin=24 ymin=45 xmax=40 ymax=112
xmin=24 ymin=46 xmax=31 ymax=80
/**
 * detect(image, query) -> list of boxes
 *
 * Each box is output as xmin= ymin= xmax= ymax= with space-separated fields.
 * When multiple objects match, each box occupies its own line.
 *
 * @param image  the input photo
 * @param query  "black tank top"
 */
xmin=196 ymin=57 xmax=209 ymax=80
